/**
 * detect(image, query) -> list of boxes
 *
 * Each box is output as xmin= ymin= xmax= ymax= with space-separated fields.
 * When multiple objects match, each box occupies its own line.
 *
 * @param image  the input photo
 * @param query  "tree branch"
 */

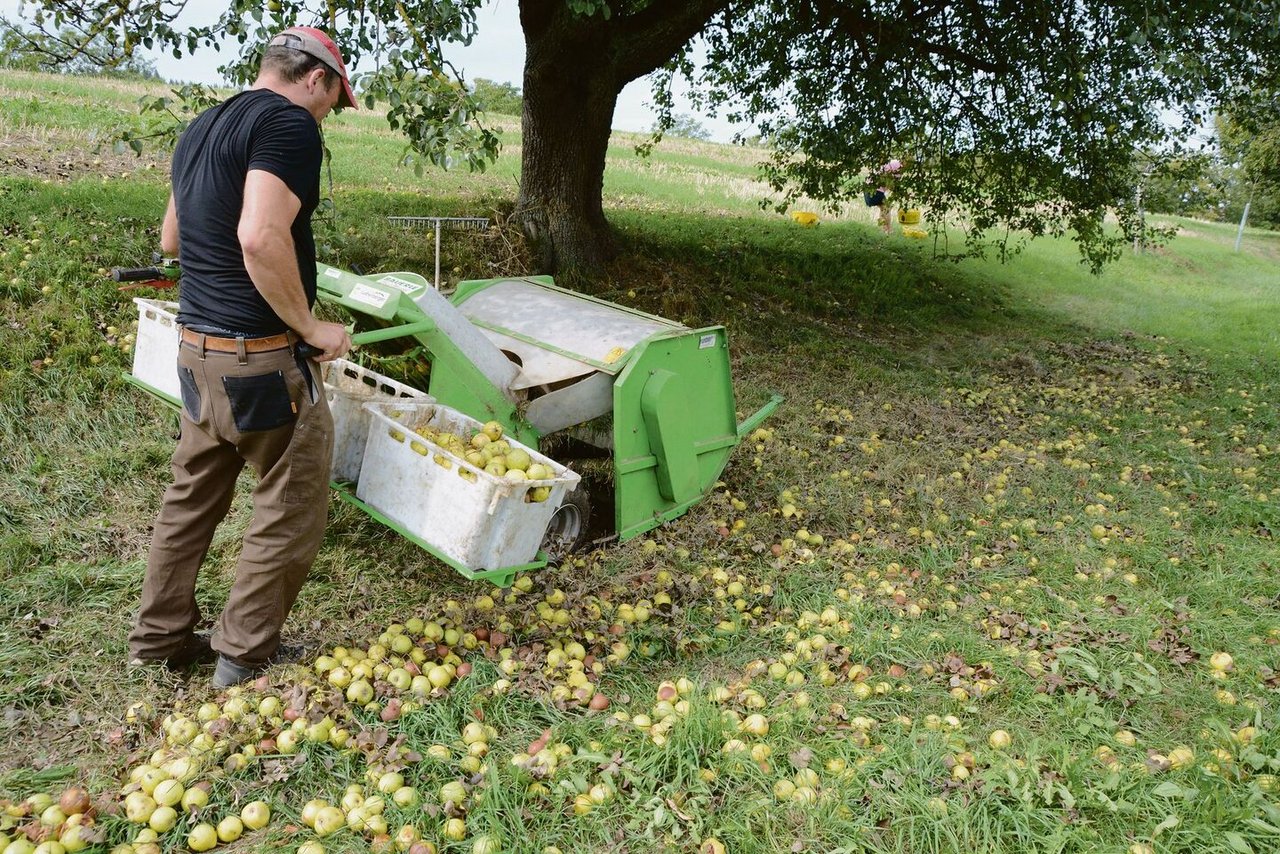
xmin=814 ymin=0 xmax=1011 ymax=75
xmin=612 ymin=0 xmax=731 ymax=84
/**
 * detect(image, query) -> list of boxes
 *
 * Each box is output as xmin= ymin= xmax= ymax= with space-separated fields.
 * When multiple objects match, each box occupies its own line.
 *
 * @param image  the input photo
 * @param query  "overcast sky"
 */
xmin=1 ymin=0 xmax=745 ymax=142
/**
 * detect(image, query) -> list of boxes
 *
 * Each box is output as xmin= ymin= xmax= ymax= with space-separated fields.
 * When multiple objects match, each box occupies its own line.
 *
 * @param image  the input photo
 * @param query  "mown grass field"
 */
xmin=2 ymin=69 xmax=1279 ymax=854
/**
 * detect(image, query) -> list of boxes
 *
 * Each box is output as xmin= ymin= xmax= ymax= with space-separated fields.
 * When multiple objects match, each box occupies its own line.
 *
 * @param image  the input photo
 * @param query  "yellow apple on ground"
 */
xmin=148 ymin=806 xmax=178 ymax=834
xmin=240 ymin=801 xmax=270 ymax=830
xmin=187 ymin=823 xmax=217 ymax=852
xmin=314 ymin=807 xmax=345 ymax=837
xmin=59 ymin=826 xmax=91 ymax=854
xmin=216 ymin=816 xmax=243 ymax=843
xmin=152 ymin=780 xmax=183 ymax=807
xmin=124 ymin=792 xmax=157 ymax=824
xmin=443 ymin=818 xmax=466 ymax=841
xmin=300 ymin=800 xmax=326 ymax=828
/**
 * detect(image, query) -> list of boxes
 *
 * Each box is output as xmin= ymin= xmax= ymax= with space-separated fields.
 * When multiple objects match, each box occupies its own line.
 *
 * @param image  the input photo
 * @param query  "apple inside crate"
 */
xmin=357 ymin=401 xmax=581 ymax=571
xmin=131 ymin=297 xmax=182 ymax=401
xmin=322 ymin=360 xmax=432 ymax=485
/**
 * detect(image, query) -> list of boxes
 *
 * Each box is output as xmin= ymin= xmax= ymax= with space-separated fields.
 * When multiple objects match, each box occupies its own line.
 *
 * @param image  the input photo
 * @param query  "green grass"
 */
xmin=2 ymin=70 xmax=1280 ymax=854
xmin=969 ymin=218 xmax=1280 ymax=362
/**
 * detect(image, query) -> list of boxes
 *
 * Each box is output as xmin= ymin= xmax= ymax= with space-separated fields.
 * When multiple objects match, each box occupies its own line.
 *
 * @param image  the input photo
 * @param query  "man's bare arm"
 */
xmin=238 ymin=169 xmax=349 ymax=360
xmin=161 ymin=194 xmax=179 ymax=255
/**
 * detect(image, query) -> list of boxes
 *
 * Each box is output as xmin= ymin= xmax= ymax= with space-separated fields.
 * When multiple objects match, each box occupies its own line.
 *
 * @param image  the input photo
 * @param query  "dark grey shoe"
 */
xmin=211 ymin=642 xmax=310 ymax=688
xmin=211 ymin=655 xmax=255 ymax=688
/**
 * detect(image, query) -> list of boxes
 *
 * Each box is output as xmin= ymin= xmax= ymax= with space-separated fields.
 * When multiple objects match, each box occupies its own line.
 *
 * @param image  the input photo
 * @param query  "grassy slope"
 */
xmin=1 ymin=70 xmax=1279 ymax=854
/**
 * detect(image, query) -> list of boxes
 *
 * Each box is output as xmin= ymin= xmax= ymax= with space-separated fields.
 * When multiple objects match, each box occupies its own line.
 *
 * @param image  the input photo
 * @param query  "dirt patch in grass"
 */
xmin=0 ymin=128 xmax=168 ymax=181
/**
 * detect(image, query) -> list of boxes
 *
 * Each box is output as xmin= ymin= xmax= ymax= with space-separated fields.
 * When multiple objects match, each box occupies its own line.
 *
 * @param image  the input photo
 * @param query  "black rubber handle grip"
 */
xmin=112 ymin=267 xmax=165 ymax=282
xmin=295 ymin=342 xmax=323 ymax=360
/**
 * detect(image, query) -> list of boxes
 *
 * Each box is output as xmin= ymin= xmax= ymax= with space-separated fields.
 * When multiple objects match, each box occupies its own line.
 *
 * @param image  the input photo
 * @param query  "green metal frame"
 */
xmin=610 ymin=327 xmax=784 ymax=540
xmin=123 ymin=373 xmax=180 ymax=408
xmin=314 ymin=264 xmax=539 ymax=446
xmin=446 ymin=276 xmax=784 ymax=541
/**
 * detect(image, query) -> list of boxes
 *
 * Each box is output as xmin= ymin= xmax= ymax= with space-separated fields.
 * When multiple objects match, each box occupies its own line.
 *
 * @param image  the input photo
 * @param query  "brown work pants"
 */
xmin=128 ymin=339 xmax=333 ymax=666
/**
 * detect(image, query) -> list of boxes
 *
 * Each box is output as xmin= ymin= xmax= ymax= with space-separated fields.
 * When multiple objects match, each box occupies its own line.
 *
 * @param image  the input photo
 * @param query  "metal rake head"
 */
xmin=387 ymin=216 xmax=490 ymax=231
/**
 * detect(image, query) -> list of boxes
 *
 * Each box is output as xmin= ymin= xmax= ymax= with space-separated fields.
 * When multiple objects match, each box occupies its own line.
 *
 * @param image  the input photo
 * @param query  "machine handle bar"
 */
xmin=296 ymin=320 xmax=437 ymax=361
xmin=112 ymin=266 xmax=167 ymax=283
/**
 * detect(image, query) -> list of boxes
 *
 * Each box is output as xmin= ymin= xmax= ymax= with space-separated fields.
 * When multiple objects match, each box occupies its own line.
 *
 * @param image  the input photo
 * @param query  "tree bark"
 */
xmin=515 ymin=0 xmax=731 ymax=273
xmin=517 ymin=6 xmax=620 ymax=272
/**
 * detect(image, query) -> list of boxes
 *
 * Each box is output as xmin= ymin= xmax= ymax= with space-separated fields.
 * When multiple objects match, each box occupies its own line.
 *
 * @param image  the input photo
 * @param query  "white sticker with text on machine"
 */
xmin=699 ymin=333 xmax=717 ymax=349
xmin=377 ymin=274 xmax=426 ymax=295
xmin=348 ymin=283 xmax=392 ymax=309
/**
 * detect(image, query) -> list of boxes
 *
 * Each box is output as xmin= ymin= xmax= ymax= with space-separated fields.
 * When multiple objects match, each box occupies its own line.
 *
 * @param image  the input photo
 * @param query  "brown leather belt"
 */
xmin=180 ymin=327 xmax=293 ymax=353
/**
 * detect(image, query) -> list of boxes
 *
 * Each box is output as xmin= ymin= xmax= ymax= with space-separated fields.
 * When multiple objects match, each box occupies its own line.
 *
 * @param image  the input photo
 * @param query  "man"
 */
xmin=128 ymin=27 xmax=356 ymax=688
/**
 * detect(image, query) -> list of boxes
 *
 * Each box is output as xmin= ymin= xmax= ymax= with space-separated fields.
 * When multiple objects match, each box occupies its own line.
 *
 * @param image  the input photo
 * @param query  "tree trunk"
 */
xmin=515 ymin=0 xmax=731 ymax=274
xmin=517 ymin=15 xmax=620 ymax=273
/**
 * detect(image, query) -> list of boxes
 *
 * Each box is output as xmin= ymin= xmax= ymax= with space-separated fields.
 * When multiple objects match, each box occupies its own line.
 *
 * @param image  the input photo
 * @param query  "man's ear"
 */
xmin=307 ymin=66 xmax=328 ymax=91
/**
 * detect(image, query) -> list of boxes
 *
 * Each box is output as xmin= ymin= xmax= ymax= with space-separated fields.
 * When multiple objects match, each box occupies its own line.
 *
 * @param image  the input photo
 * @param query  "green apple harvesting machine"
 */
xmin=119 ymin=260 xmax=782 ymax=586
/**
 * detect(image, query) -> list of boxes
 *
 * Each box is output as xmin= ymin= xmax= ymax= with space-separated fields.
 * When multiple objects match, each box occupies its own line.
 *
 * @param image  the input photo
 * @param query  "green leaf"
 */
xmin=1151 ymin=781 xmax=1185 ymax=798
xmin=1224 ymin=831 xmax=1252 ymax=852
xmin=1245 ymin=751 xmax=1268 ymax=770
xmin=1057 ymin=785 xmax=1075 ymax=811
xmin=1245 ymin=818 xmax=1280 ymax=836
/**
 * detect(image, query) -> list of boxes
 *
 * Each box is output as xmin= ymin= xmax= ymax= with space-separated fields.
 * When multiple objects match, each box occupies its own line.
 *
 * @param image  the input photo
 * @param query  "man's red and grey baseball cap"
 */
xmin=269 ymin=26 xmax=357 ymax=109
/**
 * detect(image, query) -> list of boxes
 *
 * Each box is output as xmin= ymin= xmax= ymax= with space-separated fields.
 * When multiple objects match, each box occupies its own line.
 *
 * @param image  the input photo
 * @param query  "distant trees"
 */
xmin=471 ymin=79 xmax=523 ymax=116
xmin=1219 ymin=91 xmax=1280 ymax=229
xmin=1140 ymin=155 xmax=1232 ymax=221
xmin=656 ymin=113 xmax=712 ymax=141
xmin=0 ymin=22 xmax=41 ymax=70
xmin=0 ymin=19 xmax=158 ymax=78
xmin=1140 ymin=92 xmax=1280 ymax=230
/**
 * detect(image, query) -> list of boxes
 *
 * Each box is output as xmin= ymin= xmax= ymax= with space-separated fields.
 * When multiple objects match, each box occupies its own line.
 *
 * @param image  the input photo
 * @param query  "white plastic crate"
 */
xmin=131 ymin=298 xmax=182 ymax=400
xmin=357 ymin=401 xmax=581 ymax=570
xmin=322 ymin=360 xmax=432 ymax=485
xmin=129 ymin=301 xmax=430 ymax=487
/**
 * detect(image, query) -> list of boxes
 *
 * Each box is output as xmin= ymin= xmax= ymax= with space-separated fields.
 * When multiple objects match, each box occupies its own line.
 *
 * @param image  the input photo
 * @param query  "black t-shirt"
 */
xmin=171 ymin=89 xmax=322 ymax=335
